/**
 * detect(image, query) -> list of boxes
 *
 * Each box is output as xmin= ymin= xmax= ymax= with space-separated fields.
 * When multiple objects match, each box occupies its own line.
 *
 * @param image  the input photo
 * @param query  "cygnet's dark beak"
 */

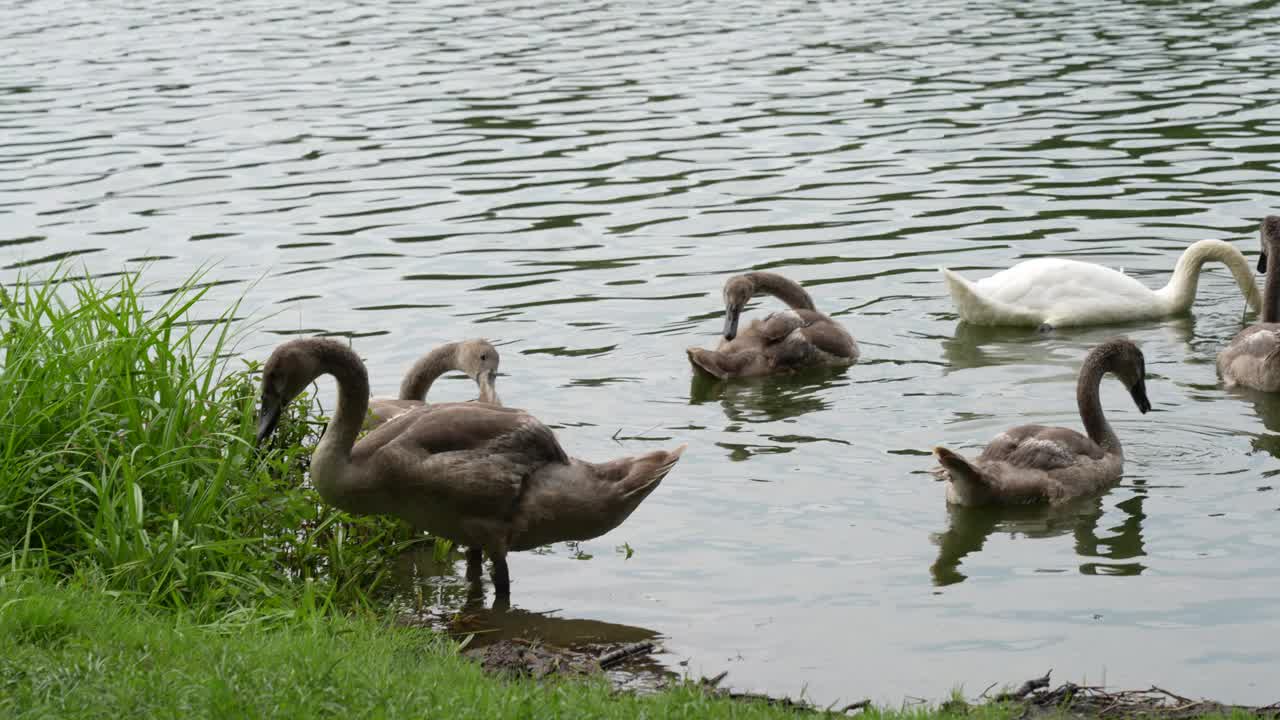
xmin=1130 ymin=378 xmax=1152 ymax=414
xmin=722 ymin=307 xmax=742 ymax=341
xmin=1259 ymin=250 xmax=1269 ymax=274
xmin=256 ymin=395 xmax=283 ymax=446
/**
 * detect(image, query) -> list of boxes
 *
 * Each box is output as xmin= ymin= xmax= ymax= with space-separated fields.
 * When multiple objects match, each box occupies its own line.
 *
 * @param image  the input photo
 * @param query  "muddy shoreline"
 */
xmin=460 ymin=639 xmax=1280 ymax=718
xmin=395 ymin=585 xmax=1279 ymax=718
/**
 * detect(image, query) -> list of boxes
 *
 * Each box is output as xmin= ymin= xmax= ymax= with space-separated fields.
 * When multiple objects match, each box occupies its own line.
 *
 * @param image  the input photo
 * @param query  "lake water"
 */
xmin=4 ymin=0 xmax=1280 ymax=706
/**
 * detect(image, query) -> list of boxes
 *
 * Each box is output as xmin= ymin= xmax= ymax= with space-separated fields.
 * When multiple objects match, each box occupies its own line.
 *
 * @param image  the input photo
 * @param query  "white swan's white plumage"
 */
xmin=941 ymin=239 xmax=1261 ymax=328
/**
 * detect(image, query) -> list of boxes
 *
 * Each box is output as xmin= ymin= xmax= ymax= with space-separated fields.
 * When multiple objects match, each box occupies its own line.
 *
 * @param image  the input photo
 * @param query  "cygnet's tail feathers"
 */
xmin=686 ymin=347 xmax=733 ymax=379
xmin=933 ymin=446 xmax=992 ymax=496
xmin=621 ymin=443 xmax=687 ymax=499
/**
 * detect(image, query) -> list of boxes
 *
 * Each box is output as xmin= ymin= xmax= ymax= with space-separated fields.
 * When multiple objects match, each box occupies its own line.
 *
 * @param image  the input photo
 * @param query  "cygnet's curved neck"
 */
xmin=398 ymin=342 xmax=461 ymax=401
xmin=1077 ymin=346 xmax=1120 ymax=452
xmin=747 ymin=272 xmax=817 ymax=310
xmin=308 ymin=341 xmax=371 ymax=461
xmin=1157 ymin=240 xmax=1260 ymax=314
xmin=1264 ymin=250 xmax=1280 ymax=324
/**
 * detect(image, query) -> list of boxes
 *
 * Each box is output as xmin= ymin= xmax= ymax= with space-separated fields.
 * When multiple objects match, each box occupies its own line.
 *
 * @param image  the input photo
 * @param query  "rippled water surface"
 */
xmin=5 ymin=0 xmax=1280 ymax=704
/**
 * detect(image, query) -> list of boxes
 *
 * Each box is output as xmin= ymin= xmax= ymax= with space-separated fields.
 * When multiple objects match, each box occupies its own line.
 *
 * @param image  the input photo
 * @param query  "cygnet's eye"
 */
xmin=480 ymin=353 xmax=488 ymax=361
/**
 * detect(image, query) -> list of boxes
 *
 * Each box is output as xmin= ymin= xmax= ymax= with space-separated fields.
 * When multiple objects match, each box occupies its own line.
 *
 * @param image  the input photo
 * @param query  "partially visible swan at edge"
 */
xmin=932 ymin=337 xmax=1151 ymax=506
xmin=255 ymin=338 xmax=686 ymax=598
xmin=1219 ymin=216 xmax=1280 ymax=391
xmin=940 ymin=239 xmax=1261 ymax=329
xmin=366 ymin=339 xmax=501 ymax=429
xmin=686 ymin=271 xmax=859 ymax=378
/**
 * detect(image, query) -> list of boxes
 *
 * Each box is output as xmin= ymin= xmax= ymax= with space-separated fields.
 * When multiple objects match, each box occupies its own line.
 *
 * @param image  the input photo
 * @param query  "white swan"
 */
xmin=940 ymin=239 xmax=1261 ymax=329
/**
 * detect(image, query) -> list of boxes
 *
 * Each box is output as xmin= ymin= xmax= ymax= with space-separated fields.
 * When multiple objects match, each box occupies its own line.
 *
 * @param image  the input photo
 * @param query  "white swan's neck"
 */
xmin=1155 ymin=239 xmax=1260 ymax=313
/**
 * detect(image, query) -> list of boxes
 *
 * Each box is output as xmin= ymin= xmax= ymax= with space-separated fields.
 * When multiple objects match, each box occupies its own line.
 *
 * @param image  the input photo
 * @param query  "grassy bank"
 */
xmin=0 ymin=270 xmax=401 ymax=620
xmin=0 ymin=576 xmax=1009 ymax=720
xmin=8 ymin=577 xmax=1267 ymax=720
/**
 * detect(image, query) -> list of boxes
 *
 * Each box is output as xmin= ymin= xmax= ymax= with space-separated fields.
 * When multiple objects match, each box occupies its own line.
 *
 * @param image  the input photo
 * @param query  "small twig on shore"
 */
xmin=598 ymin=642 xmax=655 ymax=670
xmin=701 ymin=670 xmax=729 ymax=688
xmin=839 ymin=699 xmax=871 ymax=713
xmin=996 ymin=670 xmax=1052 ymax=701
xmin=1149 ymin=685 xmax=1192 ymax=704
xmin=996 ymin=678 xmax=1280 ymax=720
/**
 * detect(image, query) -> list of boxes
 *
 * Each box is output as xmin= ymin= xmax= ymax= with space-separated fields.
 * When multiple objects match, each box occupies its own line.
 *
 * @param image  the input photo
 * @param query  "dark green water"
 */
xmin=4 ymin=0 xmax=1280 ymax=704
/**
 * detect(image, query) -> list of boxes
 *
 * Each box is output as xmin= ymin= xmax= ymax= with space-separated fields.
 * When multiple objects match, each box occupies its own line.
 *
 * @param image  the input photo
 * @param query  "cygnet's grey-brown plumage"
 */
xmin=1218 ymin=216 xmax=1280 ymax=391
xmin=686 ymin=271 xmax=859 ymax=378
xmin=365 ymin=339 xmax=501 ymax=429
xmin=932 ymin=338 xmax=1151 ymax=506
xmin=256 ymin=338 xmax=686 ymax=597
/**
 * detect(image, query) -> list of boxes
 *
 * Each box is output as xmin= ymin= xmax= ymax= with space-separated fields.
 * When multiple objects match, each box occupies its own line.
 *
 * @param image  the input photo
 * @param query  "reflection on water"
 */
xmin=1078 ymin=495 xmax=1148 ymax=577
xmin=942 ymin=314 xmax=1203 ymax=373
xmin=930 ymin=493 xmax=1147 ymax=586
xmin=394 ymin=547 xmax=661 ymax=650
xmin=689 ymin=366 xmax=848 ymax=421
xmin=1230 ymin=389 xmax=1280 ymax=461
xmin=940 ymin=323 xmax=1052 ymax=371
xmin=689 ymin=367 xmax=851 ymax=461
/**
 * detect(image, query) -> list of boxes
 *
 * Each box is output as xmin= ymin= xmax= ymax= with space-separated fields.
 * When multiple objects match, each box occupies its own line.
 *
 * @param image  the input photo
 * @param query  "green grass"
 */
xmin=0 ymin=577 xmax=1024 ymax=720
xmin=0 ymin=269 xmax=403 ymax=620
